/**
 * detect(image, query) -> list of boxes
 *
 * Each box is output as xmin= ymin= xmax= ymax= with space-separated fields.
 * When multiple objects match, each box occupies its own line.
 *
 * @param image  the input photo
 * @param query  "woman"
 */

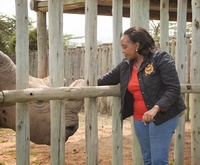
xmin=98 ymin=26 xmax=186 ymax=165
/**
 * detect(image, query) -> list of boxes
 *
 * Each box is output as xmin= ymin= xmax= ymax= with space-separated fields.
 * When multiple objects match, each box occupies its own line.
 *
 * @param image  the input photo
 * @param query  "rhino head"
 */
xmin=0 ymin=51 xmax=86 ymax=145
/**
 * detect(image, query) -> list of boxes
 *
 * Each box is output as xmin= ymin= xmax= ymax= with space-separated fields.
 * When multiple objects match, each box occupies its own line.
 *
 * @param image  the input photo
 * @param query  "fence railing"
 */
xmin=29 ymin=39 xmax=192 ymax=116
xmin=1 ymin=45 xmax=199 ymax=164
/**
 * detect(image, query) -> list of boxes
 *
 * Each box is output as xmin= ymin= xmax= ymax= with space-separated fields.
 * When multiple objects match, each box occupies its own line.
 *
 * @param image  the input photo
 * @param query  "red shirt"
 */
xmin=128 ymin=67 xmax=148 ymax=120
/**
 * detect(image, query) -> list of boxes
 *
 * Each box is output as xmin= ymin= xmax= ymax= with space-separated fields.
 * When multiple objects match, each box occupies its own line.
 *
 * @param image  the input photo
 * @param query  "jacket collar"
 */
xmin=125 ymin=54 xmax=151 ymax=69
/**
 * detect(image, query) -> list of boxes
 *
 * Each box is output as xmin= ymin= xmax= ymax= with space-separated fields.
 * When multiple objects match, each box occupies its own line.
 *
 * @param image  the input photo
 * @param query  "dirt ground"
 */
xmin=0 ymin=112 xmax=191 ymax=165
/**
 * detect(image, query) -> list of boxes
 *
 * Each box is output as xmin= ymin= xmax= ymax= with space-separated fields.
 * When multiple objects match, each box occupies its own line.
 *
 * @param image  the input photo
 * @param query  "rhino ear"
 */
xmin=0 ymin=51 xmax=16 ymax=91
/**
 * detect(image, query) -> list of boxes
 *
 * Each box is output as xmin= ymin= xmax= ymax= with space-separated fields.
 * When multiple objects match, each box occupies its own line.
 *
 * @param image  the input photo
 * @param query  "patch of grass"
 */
xmin=0 ymin=139 xmax=8 ymax=143
xmin=0 ymin=128 xmax=15 ymax=143
xmin=30 ymin=151 xmax=38 ymax=157
xmin=0 ymin=162 xmax=5 ymax=165
xmin=169 ymin=159 xmax=174 ymax=165
xmin=0 ymin=149 xmax=15 ymax=155
xmin=31 ymin=160 xmax=40 ymax=165
xmin=0 ymin=128 xmax=15 ymax=134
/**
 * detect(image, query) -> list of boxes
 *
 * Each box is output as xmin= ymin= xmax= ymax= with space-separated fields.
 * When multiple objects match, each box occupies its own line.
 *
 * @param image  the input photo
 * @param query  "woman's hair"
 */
xmin=123 ymin=26 xmax=156 ymax=56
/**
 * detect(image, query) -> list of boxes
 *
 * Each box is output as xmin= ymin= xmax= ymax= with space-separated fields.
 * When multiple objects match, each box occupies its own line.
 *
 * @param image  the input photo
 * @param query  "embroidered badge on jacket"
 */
xmin=145 ymin=63 xmax=154 ymax=76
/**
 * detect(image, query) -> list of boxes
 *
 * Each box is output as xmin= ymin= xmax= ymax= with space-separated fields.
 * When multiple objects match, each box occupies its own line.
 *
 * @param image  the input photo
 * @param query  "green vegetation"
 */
xmin=149 ymin=20 xmax=192 ymax=41
xmin=0 ymin=14 xmax=16 ymax=56
xmin=0 ymin=13 xmax=84 ymax=62
xmin=0 ymin=14 xmax=36 ymax=61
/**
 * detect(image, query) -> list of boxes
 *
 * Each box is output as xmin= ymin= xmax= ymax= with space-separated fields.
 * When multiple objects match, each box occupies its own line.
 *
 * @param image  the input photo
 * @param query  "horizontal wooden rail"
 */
xmin=0 ymin=84 xmax=200 ymax=105
xmin=180 ymin=84 xmax=200 ymax=93
xmin=0 ymin=85 xmax=120 ymax=105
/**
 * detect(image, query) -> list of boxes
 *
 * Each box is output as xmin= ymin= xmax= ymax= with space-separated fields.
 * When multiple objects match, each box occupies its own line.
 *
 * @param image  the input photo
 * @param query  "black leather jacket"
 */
xmin=98 ymin=50 xmax=186 ymax=125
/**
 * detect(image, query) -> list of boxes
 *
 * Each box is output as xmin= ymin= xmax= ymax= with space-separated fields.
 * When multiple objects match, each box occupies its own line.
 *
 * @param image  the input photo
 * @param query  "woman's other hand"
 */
xmin=142 ymin=105 xmax=160 ymax=125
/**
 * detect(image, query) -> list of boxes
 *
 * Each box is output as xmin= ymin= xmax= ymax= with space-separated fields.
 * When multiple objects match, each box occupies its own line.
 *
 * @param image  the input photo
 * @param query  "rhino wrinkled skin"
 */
xmin=0 ymin=51 xmax=86 ymax=145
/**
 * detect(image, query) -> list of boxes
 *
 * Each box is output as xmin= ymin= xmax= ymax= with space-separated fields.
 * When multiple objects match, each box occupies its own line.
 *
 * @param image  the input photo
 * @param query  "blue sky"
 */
xmin=0 ymin=0 xmax=131 ymax=43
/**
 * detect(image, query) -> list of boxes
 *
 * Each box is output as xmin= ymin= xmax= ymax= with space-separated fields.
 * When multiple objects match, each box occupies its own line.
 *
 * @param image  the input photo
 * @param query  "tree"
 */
xmin=0 ymin=13 xmax=84 ymax=59
xmin=0 ymin=14 xmax=36 ymax=61
xmin=149 ymin=20 xmax=160 ymax=41
xmin=0 ymin=14 xmax=16 ymax=55
xmin=149 ymin=20 xmax=192 ymax=41
xmin=63 ymin=34 xmax=84 ymax=48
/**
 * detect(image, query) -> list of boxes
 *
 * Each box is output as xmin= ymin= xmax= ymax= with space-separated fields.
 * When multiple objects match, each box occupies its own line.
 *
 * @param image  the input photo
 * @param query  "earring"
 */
xmin=136 ymin=49 xmax=138 ymax=52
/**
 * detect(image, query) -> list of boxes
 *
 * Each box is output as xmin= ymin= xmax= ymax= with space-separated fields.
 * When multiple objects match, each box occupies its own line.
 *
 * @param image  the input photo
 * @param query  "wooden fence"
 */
xmin=2 ymin=38 xmax=199 ymax=164
xmin=29 ymin=38 xmax=191 ymax=117
xmin=30 ymin=38 xmax=191 ymax=84
xmin=12 ymin=0 xmax=200 ymax=164
xmin=30 ymin=44 xmax=113 ymax=85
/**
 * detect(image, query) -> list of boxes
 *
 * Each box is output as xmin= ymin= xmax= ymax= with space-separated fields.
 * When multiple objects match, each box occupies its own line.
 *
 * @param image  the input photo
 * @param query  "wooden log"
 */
xmin=73 ymin=46 xmax=83 ymax=80
xmin=191 ymin=0 xmax=200 ymax=164
xmin=64 ymin=48 xmax=73 ymax=85
xmin=29 ymin=51 xmax=38 ymax=77
xmin=84 ymin=1 xmax=98 ymax=164
xmin=48 ymin=0 xmax=65 ymax=164
xmin=1 ymin=84 xmax=200 ymax=105
xmin=170 ymin=37 xmax=176 ymax=59
xmin=174 ymin=0 xmax=187 ymax=164
xmin=15 ymin=0 xmax=30 ymax=164
xmin=160 ymin=0 xmax=169 ymax=52
xmin=112 ymin=0 xmax=123 ymax=165
xmin=33 ymin=0 xmax=85 ymax=12
xmin=0 ymin=86 xmax=119 ymax=104
xmin=29 ymin=0 xmax=192 ymax=22
xmin=37 ymin=11 xmax=48 ymax=78
xmin=130 ymin=0 xmax=149 ymax=30
xmin=30 ymin=0 xmax=109 ymax=13
xmin=180 ymin=84 xmax=200 ymax=93
xmin=185 ymin=36 xmax=191 ymax=121
xmin=130 ymin=1 xmax=149 ymax=165
xmin=98 ymin=44 xmax=109 ymax=114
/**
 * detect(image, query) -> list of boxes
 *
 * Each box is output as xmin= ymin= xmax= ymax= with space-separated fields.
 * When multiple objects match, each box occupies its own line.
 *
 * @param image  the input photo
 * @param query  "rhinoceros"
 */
xmin=0 ymin=51 xmax=86 ymax=145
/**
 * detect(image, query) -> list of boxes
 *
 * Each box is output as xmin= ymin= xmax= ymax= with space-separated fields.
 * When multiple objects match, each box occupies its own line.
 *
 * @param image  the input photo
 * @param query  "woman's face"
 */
xmin=120 ymin=35 xmax=139 ymax=60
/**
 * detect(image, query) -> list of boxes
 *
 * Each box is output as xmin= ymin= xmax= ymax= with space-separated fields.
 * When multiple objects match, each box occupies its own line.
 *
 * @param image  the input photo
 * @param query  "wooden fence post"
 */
xmin=84 ymin=0 xmax=98 ymax=165
xmin=29 ymin=51 xmax=38 ymax=77
xmin=98 ymin=44 xmax=110 ymax=114
xmin=48 ymin=0 xmax=65 ymax=164
xmin=73 ymin=46 xmax=83 ymax=80
xmin=112 ymin=0 xmax=123 ymax=164
xmin=160 ymin=0 xmax=169 ymax=52
xmin=173 ymin=0 xmax=187 ymax=164
xmin=185 ymin=35 xmax=191 ymax=121
xmin=170 ymin=37 xmax=176 ymax=59
xmin=37 ymin=11 xmax=48 ymax=78
xmin=130 ymin=0 xmax=149 ymax=164
xmin=191 ymin=0 xmax=200 ymax=164
xmin=64 ymin=48 xmax=74 ymax=85
xmin=15 ymin=0 xmax=30 ymax=164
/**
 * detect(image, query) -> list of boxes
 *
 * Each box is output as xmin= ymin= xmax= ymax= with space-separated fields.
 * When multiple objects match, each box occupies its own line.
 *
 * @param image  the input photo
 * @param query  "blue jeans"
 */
xmin=134 ymin=115 xmax=178 ymax=165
